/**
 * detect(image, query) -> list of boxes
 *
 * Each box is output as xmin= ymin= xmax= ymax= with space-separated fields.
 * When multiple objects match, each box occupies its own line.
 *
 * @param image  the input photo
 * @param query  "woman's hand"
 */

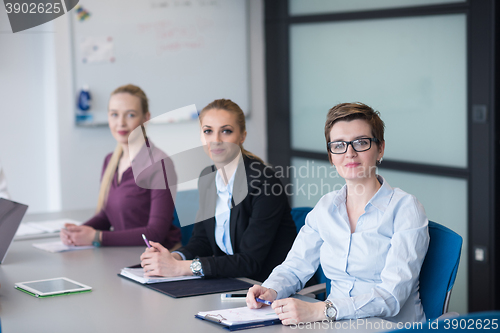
xmin=61 ymin=224 xmax=96 ymax=246
xmin=171 ymin=252 xmax=183 ymax=260
xmin=271 ymin=298 xmax=325 ymax=325
xmin=140 ymin=241 xmax=191 ymax=277
xmin=60 ymin=224 xmax=74 ymax=245
xmin=246 ymin=285 xmax=277 ymax=309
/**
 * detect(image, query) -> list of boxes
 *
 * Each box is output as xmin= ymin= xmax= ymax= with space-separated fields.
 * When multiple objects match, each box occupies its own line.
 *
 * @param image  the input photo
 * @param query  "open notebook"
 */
xmin=32 ymin=241 xmax=94 ymax=253
xmin=119 ymin=267 xmax=201 ymax=284
xmin=16 ymin=219 xmax=82 ymax=238
xmin=196 ymin=306 xmax=280 ymax=331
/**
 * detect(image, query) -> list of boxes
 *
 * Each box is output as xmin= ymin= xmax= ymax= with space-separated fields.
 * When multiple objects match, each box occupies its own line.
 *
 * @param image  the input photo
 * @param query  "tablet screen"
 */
xmin=22 ymin=278 xmax=86 ymax=293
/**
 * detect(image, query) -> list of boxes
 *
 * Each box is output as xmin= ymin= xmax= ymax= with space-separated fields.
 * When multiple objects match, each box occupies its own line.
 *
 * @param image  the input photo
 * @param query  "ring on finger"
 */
xmin=281 ymin=305 xmax=284 ymax=314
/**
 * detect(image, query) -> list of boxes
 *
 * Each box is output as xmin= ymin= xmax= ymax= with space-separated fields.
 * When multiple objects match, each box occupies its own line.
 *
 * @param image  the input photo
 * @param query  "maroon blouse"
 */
xmin=84 ymin=153 xmax=181 ymax=247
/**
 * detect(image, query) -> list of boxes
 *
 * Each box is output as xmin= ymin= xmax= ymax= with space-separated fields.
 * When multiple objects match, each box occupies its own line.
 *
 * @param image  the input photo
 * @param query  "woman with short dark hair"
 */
xmin=247 ymin=102 xmax=430 ymax=325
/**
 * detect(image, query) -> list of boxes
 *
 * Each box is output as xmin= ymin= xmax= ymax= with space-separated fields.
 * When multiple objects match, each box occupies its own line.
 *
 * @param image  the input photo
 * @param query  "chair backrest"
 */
xmin=291 ymin=207 xmax=330 ymax=299
xmin=172 ymin=189 xmax=199 ymax=246
xmin=290 ymin=213 xmax=463 ymax=314
xmin=419 ymin=221 xmax=463 ymax=320
xmin=290 ymin=207 xmax=313 ymax=233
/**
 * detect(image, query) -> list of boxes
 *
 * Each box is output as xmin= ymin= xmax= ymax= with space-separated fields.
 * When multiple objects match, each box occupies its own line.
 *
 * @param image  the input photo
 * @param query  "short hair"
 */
xmin=324 ymin=102 xmax=385 ymax=164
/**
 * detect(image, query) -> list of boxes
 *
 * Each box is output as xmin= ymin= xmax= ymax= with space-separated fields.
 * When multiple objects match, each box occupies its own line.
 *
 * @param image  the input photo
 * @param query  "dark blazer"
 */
xmin=178 ymin=156 xmax=296 ymax=282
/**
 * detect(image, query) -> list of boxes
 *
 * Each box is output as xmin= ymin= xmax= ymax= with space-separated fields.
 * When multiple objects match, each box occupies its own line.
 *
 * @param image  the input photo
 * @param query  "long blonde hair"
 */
xmin=199 ymin=99 xmax=264 ymax=164
xmin=96 ymin=84 xmax=149 ymax=213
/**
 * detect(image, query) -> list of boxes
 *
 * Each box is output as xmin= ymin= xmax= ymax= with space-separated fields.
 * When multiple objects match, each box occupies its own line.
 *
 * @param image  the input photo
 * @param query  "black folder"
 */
xmin=119 ymin=274 xmax=253 ymax=298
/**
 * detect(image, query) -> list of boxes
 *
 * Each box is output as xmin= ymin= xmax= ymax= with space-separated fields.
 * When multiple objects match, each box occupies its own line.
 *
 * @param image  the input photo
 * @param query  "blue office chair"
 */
xmin=419 ymin=221 xmax=463 ymax=320
xmin=291 ymin=207 xmax=328 ymax=300
xmin=171 ymin=189 xmax=199 ymax=246
xmin=290 ymin=207 xmax=313 ymax=234
xmin=172 ymin=209 xmax=194 ymax=246
xmin=295 ymin=218 xmax=463 ymax=320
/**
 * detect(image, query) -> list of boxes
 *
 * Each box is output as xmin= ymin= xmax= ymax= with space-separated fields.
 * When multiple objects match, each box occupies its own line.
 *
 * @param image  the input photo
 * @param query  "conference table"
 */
xmin=0 ymin=211 xmax=393 ymax=333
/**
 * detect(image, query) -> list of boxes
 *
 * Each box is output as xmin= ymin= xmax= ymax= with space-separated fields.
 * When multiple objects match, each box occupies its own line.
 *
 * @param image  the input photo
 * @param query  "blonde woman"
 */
xmin=61 ymin=85 xmax=181 ymax=248
xmin=139 ymin=99 xmax=296 ymax=281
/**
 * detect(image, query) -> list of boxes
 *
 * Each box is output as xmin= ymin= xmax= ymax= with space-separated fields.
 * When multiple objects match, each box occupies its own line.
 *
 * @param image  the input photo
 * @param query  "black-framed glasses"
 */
xmin=327 ymin=138 xmax=379 ymax=154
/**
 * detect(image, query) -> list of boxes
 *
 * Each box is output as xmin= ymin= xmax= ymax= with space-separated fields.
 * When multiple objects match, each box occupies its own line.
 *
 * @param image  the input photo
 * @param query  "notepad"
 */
xmin=27 ymin=219 xmax=82 ymax=233
xmin=196 ymin=306 xmax=280 ymax=331
xmin=16 ymin=219 xmax=82 ymax=237
xmin=16 ymin=224 xmax=46 ymax=236
xmin=119 ymin=267 xmax=201 ymax=284
xmin=32 ymin=241 xmax=94 ymax=253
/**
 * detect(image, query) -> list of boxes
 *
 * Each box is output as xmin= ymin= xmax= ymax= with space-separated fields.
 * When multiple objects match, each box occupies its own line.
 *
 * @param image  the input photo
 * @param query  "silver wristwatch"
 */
xmin=190 ymin=258 xmax=203 ymax=276
xmin=324 ymin=300 xmax=337 ymax=321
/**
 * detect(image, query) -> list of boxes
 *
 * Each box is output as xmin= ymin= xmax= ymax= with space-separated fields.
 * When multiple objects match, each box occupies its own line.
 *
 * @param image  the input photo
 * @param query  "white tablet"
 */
xmin=15 ymin=277 xmax=92 ymax=298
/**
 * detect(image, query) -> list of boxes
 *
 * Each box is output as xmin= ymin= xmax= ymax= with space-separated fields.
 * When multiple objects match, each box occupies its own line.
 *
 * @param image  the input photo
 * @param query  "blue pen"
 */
xmin=142 ymin=234 xmax=151 ymax=248
xmin=256 ymin=298 xmax=272 ymax=306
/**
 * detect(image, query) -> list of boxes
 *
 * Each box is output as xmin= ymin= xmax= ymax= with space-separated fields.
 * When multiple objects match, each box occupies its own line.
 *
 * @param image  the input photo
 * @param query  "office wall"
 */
xmin=0 ymin=13 xmax=52 ymax=212
xmin=0 ymin=0 xmax=266 ymax=213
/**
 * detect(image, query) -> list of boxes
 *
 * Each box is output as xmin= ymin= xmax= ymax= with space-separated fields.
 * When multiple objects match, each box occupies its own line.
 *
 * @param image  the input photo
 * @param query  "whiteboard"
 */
xmin=71 ymin=0 xmax=249 ymax=125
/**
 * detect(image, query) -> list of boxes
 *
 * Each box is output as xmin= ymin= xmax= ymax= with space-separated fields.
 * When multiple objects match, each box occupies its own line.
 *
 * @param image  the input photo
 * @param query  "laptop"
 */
xmin=0 ymin=198 xmax=28 ymax=264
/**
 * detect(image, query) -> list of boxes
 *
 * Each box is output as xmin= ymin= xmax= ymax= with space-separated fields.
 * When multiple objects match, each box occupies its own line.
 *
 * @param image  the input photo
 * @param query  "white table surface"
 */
xmin=1 ymin=211 xmax=393 ymax=333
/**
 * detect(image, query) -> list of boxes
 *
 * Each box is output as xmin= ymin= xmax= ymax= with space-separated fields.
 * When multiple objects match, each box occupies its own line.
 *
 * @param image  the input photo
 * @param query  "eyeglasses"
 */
xmin=327 ymin=138 xmax=379 ymax=154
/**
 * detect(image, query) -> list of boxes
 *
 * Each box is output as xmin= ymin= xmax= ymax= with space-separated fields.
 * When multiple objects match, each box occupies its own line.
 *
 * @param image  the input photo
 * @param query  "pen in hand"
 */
xmin=256 ymin=298 xmax=272 ymax=306
xmin=142 ymin=234 xmax=151 ymax=248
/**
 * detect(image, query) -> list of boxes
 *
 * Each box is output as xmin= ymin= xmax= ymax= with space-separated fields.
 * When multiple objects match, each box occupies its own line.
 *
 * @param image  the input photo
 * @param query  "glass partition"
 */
xmin=289 ymin=0 xmax=465 ymax=16
xmin=290 ymin=14 xmax=467 ymax=167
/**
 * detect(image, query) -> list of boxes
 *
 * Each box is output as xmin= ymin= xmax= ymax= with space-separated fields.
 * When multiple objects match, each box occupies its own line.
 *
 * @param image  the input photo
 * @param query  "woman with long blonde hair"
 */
xmin=61 ymin=84 xmax=181 ymax=248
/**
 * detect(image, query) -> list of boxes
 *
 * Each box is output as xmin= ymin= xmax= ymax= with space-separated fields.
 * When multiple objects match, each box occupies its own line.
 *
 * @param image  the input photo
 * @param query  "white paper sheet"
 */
xmin=32 ymin=241 xmax=94 ymax=253
xmin=16 ymin=219 xmax=83 ymax=238
xmin=16 ymin=224 xmax=46 ymax=236
xmin=120 ymin=268 xmax=201 ymax=284
xmin=80 ymin=36 xmax=115 ymax=64
xmin=26 ymin=219 xmax=82 ymax=233
xmin=197 ymin=306 xmax=279 ymax=326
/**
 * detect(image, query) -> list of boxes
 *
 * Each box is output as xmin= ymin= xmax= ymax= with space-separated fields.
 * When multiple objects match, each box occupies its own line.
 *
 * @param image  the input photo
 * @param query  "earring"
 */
xmin=377 ymin=157 xmax=383 ymax=165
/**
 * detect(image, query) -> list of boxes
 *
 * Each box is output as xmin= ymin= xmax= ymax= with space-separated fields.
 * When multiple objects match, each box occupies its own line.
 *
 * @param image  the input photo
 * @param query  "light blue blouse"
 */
xmin=214 ymin=168 xmax=236 ymax=255
xmin=173 ymin=167 xmax=237 ymax=262
xmin=262 ymin=175 xmax=429 ymax=323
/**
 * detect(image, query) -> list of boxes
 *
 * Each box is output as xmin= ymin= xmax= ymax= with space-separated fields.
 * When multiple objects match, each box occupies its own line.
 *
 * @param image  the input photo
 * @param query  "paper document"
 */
xmin=27 ymin=219 xmax=82 ymax=233
xmin=80 ymin=36 xmax=115 ymax=64
xmin=197 ymin=306 xmax=279 ymax=326
xmin=33 ymin=241 xmax=94 ymax=253
xmin=16 ymin=224 xmax=47 ymax=236
xmin=16 ymin=219 xmax=82 ymax=237
xmin=120 ymin=267 xmax=201 ymax=284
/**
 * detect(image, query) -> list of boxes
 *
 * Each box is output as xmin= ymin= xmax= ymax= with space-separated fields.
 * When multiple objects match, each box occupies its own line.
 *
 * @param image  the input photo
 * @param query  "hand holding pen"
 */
xmin=246 ymin=285 xmax=277 ymax=309
xmin=256 ymin=298 xmax=272 ymax=306
xmin=142 ymin=233 xmax=162 ymax=254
